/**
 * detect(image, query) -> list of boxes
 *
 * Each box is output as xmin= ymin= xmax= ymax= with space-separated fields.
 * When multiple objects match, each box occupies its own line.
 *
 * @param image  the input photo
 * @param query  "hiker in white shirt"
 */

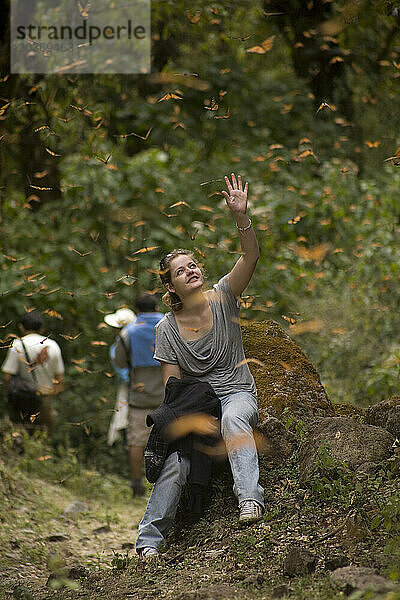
xmin=2 ymin=311 xmax=64 ymax=436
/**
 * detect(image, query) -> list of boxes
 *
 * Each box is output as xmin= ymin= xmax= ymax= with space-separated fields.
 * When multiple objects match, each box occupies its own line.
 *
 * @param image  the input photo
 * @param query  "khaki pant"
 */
xmin=38 ymin=395 xmax=56 ymax=437
xmin=126 ymin=407 xmax=153 ymax=447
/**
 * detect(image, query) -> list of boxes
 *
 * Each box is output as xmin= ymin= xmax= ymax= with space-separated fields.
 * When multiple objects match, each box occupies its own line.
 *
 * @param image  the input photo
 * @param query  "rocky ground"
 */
xmin=1 ymin=321 xmax=400 ymax=600
xmin=1 ymin=436 xmax=400 ymax=600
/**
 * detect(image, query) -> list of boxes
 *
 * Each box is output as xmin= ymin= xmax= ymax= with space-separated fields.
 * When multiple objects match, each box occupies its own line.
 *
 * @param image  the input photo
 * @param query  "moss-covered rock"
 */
xmin=242 ymin=320 xmax=334 ymax=420
xmin=366 ymin=396 xmax=400 ymax=436
xmin=331 ymin=404 xmax=365 ymax=421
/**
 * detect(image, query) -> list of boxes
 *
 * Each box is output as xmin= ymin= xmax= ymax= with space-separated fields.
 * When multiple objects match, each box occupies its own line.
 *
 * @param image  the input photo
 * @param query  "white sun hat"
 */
xmin=104 ymin=308 xmax=136 ymax=328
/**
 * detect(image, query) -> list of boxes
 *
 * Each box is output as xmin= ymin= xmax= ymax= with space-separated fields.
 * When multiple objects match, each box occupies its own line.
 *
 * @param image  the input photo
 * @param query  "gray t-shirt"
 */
xmin=154 ymin=274 xmax=257 ymax=398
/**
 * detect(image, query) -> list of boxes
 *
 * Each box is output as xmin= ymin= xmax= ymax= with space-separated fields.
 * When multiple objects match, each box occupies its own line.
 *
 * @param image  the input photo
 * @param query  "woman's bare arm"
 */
xmin=161 ymin=362 xmax=181 ymax=387
xmin=222 ymin=173 xmax=260 ymax=297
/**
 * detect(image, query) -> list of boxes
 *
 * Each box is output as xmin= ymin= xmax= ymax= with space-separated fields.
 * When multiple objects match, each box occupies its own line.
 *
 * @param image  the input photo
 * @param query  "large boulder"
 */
xmin=256 ymin=410 xmax=298 ymax=465
xmin=331 ymin=566 xmax=397 ymax=595
xmin=299 ymin=417 xmax=394 ymax=482
xmin=283 ymin=545 xmax=318 ymax=577
xmin=242 ymin=321 xmax=334 ymax=420
xmin=366 ymin=396 xmax=400 ymax=437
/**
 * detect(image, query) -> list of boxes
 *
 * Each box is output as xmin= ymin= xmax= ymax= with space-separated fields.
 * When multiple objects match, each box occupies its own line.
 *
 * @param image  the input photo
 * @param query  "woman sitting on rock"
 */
xmin=136 ymin=173 xmax=265 ymax=560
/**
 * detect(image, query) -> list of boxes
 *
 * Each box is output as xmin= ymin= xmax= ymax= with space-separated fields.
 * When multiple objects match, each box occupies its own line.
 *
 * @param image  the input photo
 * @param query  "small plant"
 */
xmin=111 ymin=551 xmax=131 ymax=570
xmin=384 ymin=535 xmax=400 ymax=582
xmin=281 ymin=408 xmax=307 ymax=442
xmin=12 ymin=585 xmax=34 ymax=600
xmin=308 ymin=443 xmax=354 ymax=505
xmin=370 ymin=496 xmax=400 ymax=534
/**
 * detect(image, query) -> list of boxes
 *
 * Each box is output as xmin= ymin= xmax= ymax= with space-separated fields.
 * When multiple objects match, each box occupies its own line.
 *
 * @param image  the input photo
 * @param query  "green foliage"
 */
xmin=12 ymin=586 xmax=34 ymax=600
xmin=0 ymin=422 xmax=131 ymax=502
xmin=110 ymin=551 xmax=132 ymax=570
xmin=307 ymin=444 xmax=400 ymax=582
xmin=307 ymin=443 xmax=356 ymax=505
xmin=1 ymin=0 xmax=400 ymax=470
xmin=281 ymin=408 xmax=307 ymax=442
xmin=348 ymin=590 xmax=400 ymax=600
xmin=384 ymin=536 xmax=400 ymax=582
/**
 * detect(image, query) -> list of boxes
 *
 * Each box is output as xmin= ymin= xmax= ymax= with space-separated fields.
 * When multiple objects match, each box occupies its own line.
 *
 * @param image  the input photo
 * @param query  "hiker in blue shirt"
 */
xmin=114 ymin=294 xmax=164 ymax=496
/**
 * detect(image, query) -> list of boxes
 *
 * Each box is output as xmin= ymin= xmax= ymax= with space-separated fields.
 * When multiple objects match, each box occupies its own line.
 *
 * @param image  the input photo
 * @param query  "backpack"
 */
xmin=7 ymin=339 xmax=41 ymax=421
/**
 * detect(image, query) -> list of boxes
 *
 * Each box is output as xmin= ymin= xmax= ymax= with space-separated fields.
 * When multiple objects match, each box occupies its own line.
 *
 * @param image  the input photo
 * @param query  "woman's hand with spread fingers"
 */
xmin=222 ymin=173 xmax=248 ymax=216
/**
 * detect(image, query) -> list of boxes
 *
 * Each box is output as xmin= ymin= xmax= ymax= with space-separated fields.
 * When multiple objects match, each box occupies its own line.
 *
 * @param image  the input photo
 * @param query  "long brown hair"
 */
xmin=159 ymin=249 xmax=195 ymax=312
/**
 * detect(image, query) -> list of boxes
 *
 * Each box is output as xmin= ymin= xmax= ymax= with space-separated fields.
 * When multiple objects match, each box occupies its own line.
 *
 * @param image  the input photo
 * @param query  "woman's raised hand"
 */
xmin=222 ymin=173 xmax=248 ymax=215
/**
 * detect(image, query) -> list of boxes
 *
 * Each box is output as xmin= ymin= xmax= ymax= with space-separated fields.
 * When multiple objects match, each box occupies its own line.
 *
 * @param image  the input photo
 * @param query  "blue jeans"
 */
xmin=136 ymin=391 xmax=264 ymax=551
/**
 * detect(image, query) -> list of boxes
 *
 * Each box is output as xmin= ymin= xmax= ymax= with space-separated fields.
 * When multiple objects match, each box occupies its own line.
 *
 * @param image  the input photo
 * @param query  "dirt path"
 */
xmin=2 ymin=428 xmax=399 ymax=600
xmin=0 ymin=475 xmax=147 ymax=596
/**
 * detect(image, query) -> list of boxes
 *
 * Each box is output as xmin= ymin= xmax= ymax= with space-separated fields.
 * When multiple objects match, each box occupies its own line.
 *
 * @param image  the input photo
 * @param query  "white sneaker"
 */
xmin=139 ymin=547 xmax=159 ymax=561
xmin=239 ymin=500 xmax=263 ymax=524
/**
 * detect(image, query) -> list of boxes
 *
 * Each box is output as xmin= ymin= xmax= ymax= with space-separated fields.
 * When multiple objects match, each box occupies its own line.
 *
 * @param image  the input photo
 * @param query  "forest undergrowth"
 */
xmin=1 ymin=419 xmax=400 ymax=600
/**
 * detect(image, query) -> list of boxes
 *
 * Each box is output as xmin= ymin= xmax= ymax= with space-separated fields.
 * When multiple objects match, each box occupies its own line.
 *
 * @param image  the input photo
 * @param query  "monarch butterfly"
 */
xmin=384 ymin=147 xmax=400 ymax=165
xmin=204 ymin=98 xmax=219 ymax=111
xmin=315 ymin=101 xmax=335 ymax=115
xmin=77 ymin=2 xmax=91 ymax=17
xmin=158 ymin=91 xmax=183 ymax=102
xmin=282 ymin=314 xmax=297 ymax=325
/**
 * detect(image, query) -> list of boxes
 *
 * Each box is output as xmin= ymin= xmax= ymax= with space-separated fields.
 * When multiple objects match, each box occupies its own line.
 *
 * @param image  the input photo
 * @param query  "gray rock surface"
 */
xmin=283 ymin=545 xmax=318 ymax=577
xmin=355 ymin=461 xmax=378 ymax=475
xmin=366 ymin=396 xmax=400 ymax=437
xmin=324 ymin=555 xmax=349 ymax=571
xmin=299 ymin=417 xmax=394 ymax=482
xmin=46 ymin=534 xmax=70 ymax=542
xmin=92 ymin=525 xmax=111 ymax=535
xmin=68 ymin=565 xmax=89 ymax=579
xmin=271 ymin=584 xmax=291 ymax=598
xmin=331 ymin=566 xmax=397 ymax=595
xmin=242 ymin=574 xmax=264 ymax=586
xmin=256 ymin=410 xmax=297 ymax=464
xmin=62 ymin=501 xmax=90 ymax=517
